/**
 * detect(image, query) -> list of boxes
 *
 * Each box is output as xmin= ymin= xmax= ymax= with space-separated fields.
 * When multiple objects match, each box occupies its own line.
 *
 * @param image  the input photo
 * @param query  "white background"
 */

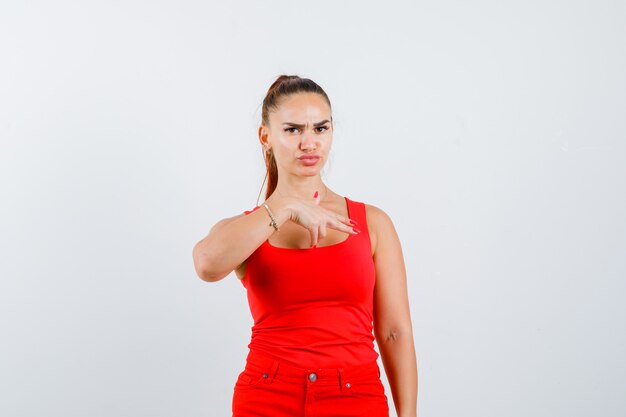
xmin=1 ymin=1 xmax=624 ymax=416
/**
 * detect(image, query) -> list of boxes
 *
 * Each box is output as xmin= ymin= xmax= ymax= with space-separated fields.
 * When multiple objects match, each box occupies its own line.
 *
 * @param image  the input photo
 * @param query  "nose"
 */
xmin=300 ymin=130 xmax=317 ymax=150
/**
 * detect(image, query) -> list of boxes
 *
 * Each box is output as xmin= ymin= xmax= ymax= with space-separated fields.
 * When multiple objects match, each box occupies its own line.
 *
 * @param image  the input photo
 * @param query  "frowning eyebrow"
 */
xmin=282 ymin=120 xmax=331 ymax=128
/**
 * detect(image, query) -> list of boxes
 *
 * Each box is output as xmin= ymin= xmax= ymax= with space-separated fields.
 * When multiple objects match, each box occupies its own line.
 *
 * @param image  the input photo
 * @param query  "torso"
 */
xmin=235 ymin=197 xmax=377 ymax=280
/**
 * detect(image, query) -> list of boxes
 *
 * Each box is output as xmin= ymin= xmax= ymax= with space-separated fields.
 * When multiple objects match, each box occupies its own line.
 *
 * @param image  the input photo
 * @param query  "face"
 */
xmin=259 ymin=92 xmax=333 ymax=177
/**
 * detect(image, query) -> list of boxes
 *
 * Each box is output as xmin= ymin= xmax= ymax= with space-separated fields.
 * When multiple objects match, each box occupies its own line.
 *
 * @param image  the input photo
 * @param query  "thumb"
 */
xmin=312 ymin=191 xmax=320 ymax=204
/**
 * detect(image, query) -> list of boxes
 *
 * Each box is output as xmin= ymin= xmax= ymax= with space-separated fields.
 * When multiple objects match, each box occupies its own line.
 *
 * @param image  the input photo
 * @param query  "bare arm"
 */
xmin=192 ymin=198 xmax=292 ymax=282
xmin=192 ymin=193 xmax=357 ymax=282
xmin=369 ymin=204 xmax=418 ymax=417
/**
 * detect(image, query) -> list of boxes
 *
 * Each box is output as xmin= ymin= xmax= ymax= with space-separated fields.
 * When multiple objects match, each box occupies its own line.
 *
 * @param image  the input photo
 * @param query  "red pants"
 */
xmin=232 ymin=349 xmax=390 ymax=417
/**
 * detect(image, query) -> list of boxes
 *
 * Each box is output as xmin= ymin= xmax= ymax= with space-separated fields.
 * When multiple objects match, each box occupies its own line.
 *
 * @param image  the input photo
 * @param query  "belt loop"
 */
xmin=268 ymin=359 xmax=280 ymax=383
xmin=338 ymin=368 xmax=344 ymax=392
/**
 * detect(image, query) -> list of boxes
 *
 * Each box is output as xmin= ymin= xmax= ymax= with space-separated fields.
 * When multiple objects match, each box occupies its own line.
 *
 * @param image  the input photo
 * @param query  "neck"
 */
xmin=273 ymin=177 xmax=329 ymax=201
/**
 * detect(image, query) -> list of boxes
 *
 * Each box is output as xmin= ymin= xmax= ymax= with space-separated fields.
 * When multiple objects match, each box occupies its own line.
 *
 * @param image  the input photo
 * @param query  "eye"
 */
xmin=284 ymin=127 xmax=299 ymax=133
xmin=316 ymin=126 xmax=329 ymax=133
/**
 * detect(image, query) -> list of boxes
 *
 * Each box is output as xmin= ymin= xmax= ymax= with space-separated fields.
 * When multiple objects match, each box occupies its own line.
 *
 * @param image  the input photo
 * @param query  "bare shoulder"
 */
xmin=364 ymin=203 xmax=397 ymax=256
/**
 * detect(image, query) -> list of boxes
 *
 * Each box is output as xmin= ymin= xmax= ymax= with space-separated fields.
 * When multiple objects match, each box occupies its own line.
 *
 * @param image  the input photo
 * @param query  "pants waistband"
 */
xmin=244 ymin=349 xmax=381 ymax=386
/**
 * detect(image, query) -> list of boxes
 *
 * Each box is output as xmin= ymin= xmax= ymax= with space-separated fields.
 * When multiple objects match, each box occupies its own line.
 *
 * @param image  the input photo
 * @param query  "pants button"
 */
xmin=308 ymin=372 xmax=317 ymax=382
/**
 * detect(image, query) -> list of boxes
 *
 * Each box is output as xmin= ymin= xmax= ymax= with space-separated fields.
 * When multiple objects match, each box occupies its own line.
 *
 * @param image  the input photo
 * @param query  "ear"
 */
xmin=258 ymin=125 xmax=266 ymax=144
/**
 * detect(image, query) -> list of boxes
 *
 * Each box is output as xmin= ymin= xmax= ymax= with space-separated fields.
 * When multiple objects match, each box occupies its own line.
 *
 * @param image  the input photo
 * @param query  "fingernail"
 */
xmin=353 ymin=227 xmax=360 ymax=233
xmin=349 ymin=219 xmax=358 ymax=226
xmin=313 ymin=191 xmax=318 ymax=198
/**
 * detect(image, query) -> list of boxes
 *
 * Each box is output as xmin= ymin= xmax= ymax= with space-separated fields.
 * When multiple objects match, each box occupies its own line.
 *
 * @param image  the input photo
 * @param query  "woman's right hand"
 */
xmin=282 ymin=191 xmax=360 ymax=248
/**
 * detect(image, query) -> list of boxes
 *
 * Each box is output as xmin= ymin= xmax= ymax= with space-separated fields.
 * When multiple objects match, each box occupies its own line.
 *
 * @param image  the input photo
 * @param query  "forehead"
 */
xmin=272 ymin=93 xmax=331 ymax=121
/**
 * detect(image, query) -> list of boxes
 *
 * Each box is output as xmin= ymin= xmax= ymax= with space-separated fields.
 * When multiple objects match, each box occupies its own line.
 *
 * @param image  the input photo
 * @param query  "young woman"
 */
xmin=192 ymin=75 xmax=418 ymax=417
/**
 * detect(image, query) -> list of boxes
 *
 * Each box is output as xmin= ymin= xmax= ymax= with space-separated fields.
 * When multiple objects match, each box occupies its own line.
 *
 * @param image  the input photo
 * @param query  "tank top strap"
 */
xmin=243 ymin=205 xmax=260 ymax=215
xmin=345 ymin=197 xmax=373 ymax=254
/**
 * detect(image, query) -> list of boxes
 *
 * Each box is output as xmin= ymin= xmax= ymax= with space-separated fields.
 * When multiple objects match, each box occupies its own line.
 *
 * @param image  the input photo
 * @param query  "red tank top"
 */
xmin=241 ymin=196 xmax=378 ymax=368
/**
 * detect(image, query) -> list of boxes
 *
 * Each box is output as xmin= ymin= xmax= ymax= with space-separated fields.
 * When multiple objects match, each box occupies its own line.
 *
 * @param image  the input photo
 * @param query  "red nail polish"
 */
xmin=349 ymin=219 xmax=358 ymax=226
xmin=353 ymin=227 xmax=360 ymax=233
xmin=313 ymin=191 xmax=318 ymax=198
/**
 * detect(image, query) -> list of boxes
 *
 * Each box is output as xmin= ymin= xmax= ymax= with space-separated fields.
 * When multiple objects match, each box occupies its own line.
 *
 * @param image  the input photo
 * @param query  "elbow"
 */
xmin=193 ymin=247 xmax=223 ymax=282
xmin=374 ymin=325 xmax=413 ymax=345
xmin=195 ymin=265 xmax=220 ymax=282
xmin=195 ymin=261 xmax=230 ymax=283
xmin=194 ymin=261 xmax=228 ymax=282
xmin=384 ymin=330 xmax=401 ymax=343
xmin=379 ymin=329 xmax=404 ymax=345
